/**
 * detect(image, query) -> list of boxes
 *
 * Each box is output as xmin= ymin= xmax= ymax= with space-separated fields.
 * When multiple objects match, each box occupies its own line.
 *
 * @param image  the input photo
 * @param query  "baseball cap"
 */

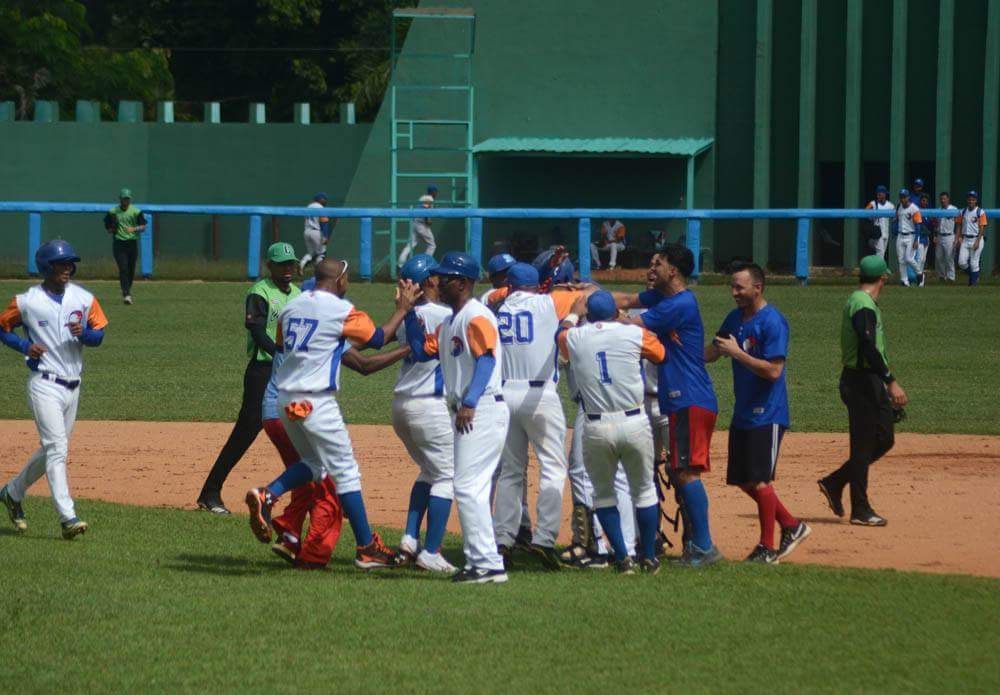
xmin=859 ymin=255 xmax=890 ymax=277
xmin=120 ymin=188 xmax=132 ymax=199
xmin=875 ymin=185 xmax=888 ymax=194
xmin=487 ymin=253 xmax=516 ymax=275
xmin=899 ymin=188 xmax=910 ymax=198
xmin=314 ymin=192 xmax=328 ymax=202
xmin=427 ymin=184 xmax=439 ymax=194
xmin=267 ymin=242 xmax=297 ymax=263
xmin=506 ymin=263 xmax=539 ymax=288
xmin=586 ymin=291 xmax=617 ymax=322
xmin=968 ymin=189 xmax=979 ymax=199
xmin=914 ymin=178 xmax=925 ymax=187
xmin=432 ymin=251 xmax=479 ymax=280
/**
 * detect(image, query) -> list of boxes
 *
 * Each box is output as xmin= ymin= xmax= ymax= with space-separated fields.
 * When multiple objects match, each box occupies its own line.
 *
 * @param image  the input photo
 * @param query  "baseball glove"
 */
xmin=892 ymin=407 xmax=906 ymax=424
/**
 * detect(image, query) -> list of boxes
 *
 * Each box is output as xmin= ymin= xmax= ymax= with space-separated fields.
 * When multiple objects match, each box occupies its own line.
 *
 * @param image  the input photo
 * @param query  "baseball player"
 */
xmin=532 ymin=245 xmax=576 ymax=292
xmin=394 ymin=255 xmax=459 ymax=573
xmin=915 ymin=193 xmax=933 ymax=286
xmin=480 ymin=253 xmax=516 ymax=304
xmin=933 ymin=192 xmax=959 ymax=282
xmin=406 ymin=252 xmax=511 ymax=584
xmin=558 ymin=291 xmax=666 ymax=574
xmin=614 ymin=243 xmax=723 ymax=567
xmin=0 ymin=240 xmax=107 ymax=539
xmin=865 ymin=185 xmax=893 ymax=258
xmin=485 ymin=263 xmax=591 ymax=569
xmin=705 ymin=262 xmax=810 ymax=564
xmin=591 ymin=220 xmax=626 ymax=270
xmin=894 ymin=189 xmax=923 ymax=286
xmin=103 ymin=187 xmax=146 ymax=305
xmin=958 ymin=190 xmax=988 ymax=286
xmin=244 ymin=258 xmax=421 ymax=570
xmin=299 ymin=192 xmax=332 ymax=273
xmin=398 ymin=185 xmax=438 ymax=267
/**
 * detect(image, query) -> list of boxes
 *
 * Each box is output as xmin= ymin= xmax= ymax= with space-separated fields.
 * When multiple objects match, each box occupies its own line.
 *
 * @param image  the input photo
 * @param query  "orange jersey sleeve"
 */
xmin=616 ymin=223 xmax=626 ymax=241
xmin=865 ymin=201 xmax=874 ymax=210
xmin=486 ymin=287 xmax=509 ymax=305
xmin=557 ymin=328 xmax=570 ymax=360
xmin=87 ymin=298 xmax=109 ymax=330
xmin=550 ymin=290 xmax=583 ymax=320
xmin=979 ymin=212 xmax=988 ymax=227
xmin=467 ymin=316 xmax=498 ymax=357
xmin=343 ymin=308 xmax=377 ymax=346
xmin=423 ymin=325 xmax=441 ymax=357
xmin=913 ymin=209 xmax=923 ymax=224
xmin=640 ymin=328 xmax=666 ymax=363
xmin=0 ymin=297 xmax=21 ymax=332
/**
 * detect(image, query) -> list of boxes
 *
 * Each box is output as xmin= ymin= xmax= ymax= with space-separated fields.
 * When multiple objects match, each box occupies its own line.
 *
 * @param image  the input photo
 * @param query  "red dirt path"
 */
xmin=2 ymin=421 xmax=998 ymax=578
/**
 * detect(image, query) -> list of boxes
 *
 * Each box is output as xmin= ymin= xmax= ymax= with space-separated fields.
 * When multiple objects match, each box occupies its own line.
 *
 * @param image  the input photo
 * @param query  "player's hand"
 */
xmin=887 ymin=381 xmax=908 ymax=408
xmin=973 ymin=238 xmax=981 ymax=251
xmin=570 ymin=292 xmax=589 ymax=318
xmin=26 ymin=343 xmax=47 ymax=359
xmin=455 ymin=406 xmax=475 ymax=434
xmin=68 ymin=322 xmax=83 ymax=338
xmin=912 ymin=240 xmax=918 ymax=250
xmin=713 ymin=333 xmax=741 ymax=358
xmin=395 ymin=279 xmax=422 ymax=312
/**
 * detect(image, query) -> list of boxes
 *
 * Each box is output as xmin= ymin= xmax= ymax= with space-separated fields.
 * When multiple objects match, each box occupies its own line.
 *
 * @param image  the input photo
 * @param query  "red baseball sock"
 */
xmin=749 ymin=486 xmax=778 ymax=549
xmin=774 ymin=493 xmax=798 ymax=530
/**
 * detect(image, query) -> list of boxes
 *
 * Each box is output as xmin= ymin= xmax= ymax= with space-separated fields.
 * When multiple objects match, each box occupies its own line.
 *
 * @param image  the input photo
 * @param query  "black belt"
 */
xmin=502 ymin=380 xmax=548 ymax=388
xmin=40 ymin=373 xmax=80 ymax=390
xmin=495 ymin=394 xmax=505 ymax=402
xmin=587 ymin=408 xmax=641 ymax=421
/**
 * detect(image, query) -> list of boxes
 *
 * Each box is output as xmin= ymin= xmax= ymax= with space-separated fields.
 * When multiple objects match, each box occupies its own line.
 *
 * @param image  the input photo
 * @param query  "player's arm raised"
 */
xmin=342 ymin=344 xmax=411 ymax=375
xmin=343 ymin=280 xmax=422 ymax=350
xmin=641 ymin=328 xmax=666 ymax=364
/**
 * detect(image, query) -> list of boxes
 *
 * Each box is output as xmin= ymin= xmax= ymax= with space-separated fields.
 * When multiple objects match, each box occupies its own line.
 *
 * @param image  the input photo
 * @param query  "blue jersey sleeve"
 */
xmin=638 ymin=288 xmax=663 ymax=309
xmin=718 ymin=309 xmax=739 ymax=338
xmin=640 ymin=291 xmax=689 ymax=335
xmin=760 ymin=311 xmax=789 ymax=361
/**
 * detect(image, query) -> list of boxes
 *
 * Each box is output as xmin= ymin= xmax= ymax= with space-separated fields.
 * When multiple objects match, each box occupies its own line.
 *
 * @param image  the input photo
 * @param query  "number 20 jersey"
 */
xmin=274 ymin=290 xmax=377 ymax=393
xmin=494 ymin=290 xmax=581 ymax=383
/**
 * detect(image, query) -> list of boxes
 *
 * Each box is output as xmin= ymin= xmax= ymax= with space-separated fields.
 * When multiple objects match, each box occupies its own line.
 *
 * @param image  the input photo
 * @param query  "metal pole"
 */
xmin=687 ymin=219 xmax=702 ymax=279
xmin=798 ymin=0 xmax=818 ymax=271
xmin=752 ymin=0 xmax=773 ymax=268
xmin=141 ymin=214 xmax=154 ymax=277
xmin=936 ymin=0 xmax=955 ymax=195
xmin=981 ymin=0 xmax=1000 ymax=278
xmin=843 ymin=0 xmax=863 ymax=270
xmin=27 ymin=213 xmax=41 ymax=274
xmin=578 ymin=218 xmax=591 ymax=281
xmin=247 ymin=215 xmax=262 ymax=279
xmin=795 ymin=218 xmax=810 ymax=285
xmin=469 ymin=217 xmax=483 ymax=268
xmin=360 ymin=217 xmax=373 ymax=281
xmin=211 ymin=215 xmax=220 ymax=262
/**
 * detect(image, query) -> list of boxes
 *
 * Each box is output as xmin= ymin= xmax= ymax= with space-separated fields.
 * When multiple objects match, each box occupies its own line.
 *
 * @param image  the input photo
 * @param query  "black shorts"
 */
xmin=726 ymin=424 xmax=787 ymax=486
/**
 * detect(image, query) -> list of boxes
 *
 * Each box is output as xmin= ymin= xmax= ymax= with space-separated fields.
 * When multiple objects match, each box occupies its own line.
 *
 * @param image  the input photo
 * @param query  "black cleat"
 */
xmin=452 ymin=567 xmax=508 ymax=584
xmin=817 ymin=478 xmax=844 ymax=517
xmin=197 ymin=496 xmax=231 ymax=515
xmin=850 ymin=510 xmax=888 ymax=527
xmin=497 ymin=543 xmax=513 ymax=570
xmin=616 ymin=556 xmax=637 ymax=575
xmin=777 ymin=521 xmax=812 ymax=560
xmin=744 ymin=544 xmax=779 ymax=564
xmin=513 ymin=526 xmax=534 ymax=553
xmin=529 ymin=543 xmax=564 ymax=571
xmin=640 ymin=557 xmax=661 ymax=575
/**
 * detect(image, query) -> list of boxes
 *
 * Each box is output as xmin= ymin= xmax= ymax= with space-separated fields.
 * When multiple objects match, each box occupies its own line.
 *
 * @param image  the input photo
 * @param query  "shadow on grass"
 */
xmin=165 ymin=552 xmax=283 ymax=577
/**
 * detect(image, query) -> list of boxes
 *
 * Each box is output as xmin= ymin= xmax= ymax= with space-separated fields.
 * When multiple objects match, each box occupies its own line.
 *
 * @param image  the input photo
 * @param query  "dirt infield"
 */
xmin=2 ymin=420 xmax=998 ymax=578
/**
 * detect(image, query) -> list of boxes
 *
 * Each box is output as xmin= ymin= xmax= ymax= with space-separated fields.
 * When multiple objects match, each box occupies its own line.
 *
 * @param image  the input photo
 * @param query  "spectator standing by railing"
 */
xmin=299 ymin=192 xmax=332 ymax=273
xmin=865 ymin=185 xmax=893 ymax=258
xmin=933 ymin=192 xmax=959 ymax=282
xmin=103 ymin=188 xmax=145 ymax=305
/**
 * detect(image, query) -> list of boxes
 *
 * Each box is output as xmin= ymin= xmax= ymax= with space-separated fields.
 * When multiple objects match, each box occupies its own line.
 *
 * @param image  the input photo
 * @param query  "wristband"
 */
xmin=562 ymin=313 xmax=579 ymax=326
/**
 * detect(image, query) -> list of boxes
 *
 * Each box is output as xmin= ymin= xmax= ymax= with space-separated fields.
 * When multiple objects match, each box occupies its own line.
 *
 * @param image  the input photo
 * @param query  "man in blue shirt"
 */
xmin=706 ymin=262 xmax=811 ymax=564
xmin=615 ymin=243 xmax=722 ymax=567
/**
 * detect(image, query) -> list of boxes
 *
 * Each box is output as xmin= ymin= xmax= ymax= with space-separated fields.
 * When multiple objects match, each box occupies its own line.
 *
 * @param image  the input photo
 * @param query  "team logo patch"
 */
xmin=450 ymin=336 xmax=464 ymax=356
xmin=38 ymin=320 xmax=48 ymax=327
xmin=66 ymin=310 xmax=84 ymax=326
xmin=742 ymin=335 xmax=758 ymax=354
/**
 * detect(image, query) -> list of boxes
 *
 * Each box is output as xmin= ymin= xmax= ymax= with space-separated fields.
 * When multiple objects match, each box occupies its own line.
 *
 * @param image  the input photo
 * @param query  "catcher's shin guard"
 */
xmin=570 ymin=503 xmax=593 ymax=549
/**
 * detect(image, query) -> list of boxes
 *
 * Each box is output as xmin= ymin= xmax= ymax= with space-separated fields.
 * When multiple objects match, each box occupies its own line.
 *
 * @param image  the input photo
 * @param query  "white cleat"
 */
xmin=123 ymin=295 xmax=133 ymax=305
xmin=416 ymin=549 xmax=458 ymax=574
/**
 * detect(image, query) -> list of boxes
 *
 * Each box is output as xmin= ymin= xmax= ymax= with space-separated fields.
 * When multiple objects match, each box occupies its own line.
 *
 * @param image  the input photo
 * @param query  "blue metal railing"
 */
xmin=0 ymin=202 xmax=982 ymax=282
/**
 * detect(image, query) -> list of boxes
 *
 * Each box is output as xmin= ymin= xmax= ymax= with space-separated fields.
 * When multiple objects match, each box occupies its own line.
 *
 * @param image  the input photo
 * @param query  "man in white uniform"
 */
xmin=244 ymin=258 xmax=420 ymax=570
xmin=934 ymin=191 xmax=959 ymax=282
xmin=895 ymin=189 xmax=923 ymax=286
xmin=408 ymin=252 xmax=511 ymax=584
xmin=398 ymin=185 xmax=438 ymax=267
xmin=393 ymin=255 xmax=457 ymax=573
xmin=300 ymin=192 xmax=331 ymax=273
xmin=558 ymin=291 xmax=666 ymax=574
xmin=958 ymin=190 xmax=988 ymax=286
xmin=590 ymin=219 xmax=627 ymax=270
xmin=0 ymin=240 xmax=108 ymax=539
xmin=865 ymin=185 xmax=893 ymax=258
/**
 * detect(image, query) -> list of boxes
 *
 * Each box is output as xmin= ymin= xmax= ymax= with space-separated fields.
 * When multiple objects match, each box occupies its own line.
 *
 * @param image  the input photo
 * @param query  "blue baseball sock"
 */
xmin=423 ymin=495 xmax=452 ymax=553
xmin=266 ymin=461 xmax=313 ymax=498
xmin=970 ymin=271 xmax=980 ymax=286
xmin=635 ymin=504 xmax=659 ymax=561
xmin=595 ymin=506 xmax=628 ymax=562
xmin=405 ymin=481 xmax=432 ymax=541
xmin=680 ymin=479 xmax=713 ymax=551
xmin=339 ymin=491 xmax=373 ymax=547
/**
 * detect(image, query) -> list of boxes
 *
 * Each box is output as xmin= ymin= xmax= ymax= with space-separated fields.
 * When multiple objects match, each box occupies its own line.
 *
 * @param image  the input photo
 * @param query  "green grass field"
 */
xmin=1 ymin=497 xmax=998 ymax=693
xmin=0 ymin=279 xmax=997 ymax=433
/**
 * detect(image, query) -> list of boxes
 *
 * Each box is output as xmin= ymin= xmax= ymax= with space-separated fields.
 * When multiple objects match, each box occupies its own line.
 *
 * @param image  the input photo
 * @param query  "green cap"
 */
xmin=119 ymin=188 xmax=132 ymax=199
xmin=267 ymin=242 xmax=297 ymax=263
xmin=859 ymin=255 xmax=890 ymax=277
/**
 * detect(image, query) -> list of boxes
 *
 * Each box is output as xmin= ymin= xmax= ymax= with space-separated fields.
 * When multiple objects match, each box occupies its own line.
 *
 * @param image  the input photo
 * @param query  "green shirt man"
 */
xmin=840 ymin=289 xmax=889 ymax=375
xmin=245 ymin=243 xmax=301 ymax=362
xmin=104 ymin=188 xmax=146 ymax=242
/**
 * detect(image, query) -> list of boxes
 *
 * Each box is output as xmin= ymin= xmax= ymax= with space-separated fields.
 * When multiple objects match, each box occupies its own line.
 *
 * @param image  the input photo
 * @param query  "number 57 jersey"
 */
xmin=274 ymin=290 xmax=379 ymax=393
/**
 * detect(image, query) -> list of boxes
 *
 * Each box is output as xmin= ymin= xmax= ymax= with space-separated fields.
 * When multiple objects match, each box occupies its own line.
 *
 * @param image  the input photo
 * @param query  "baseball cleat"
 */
xmin=513 ymin=526 xmax=534 ymax=553
xmin=817 ymin=478 xmax=845 ymax=517
xmin=415 ymin=549 xmax=458 ymax=574
xmin=123 ymin=295 xmax=133 ymax=305
xmin=744 ymin=544 xmax=779 ymax=564
xmin=559 ymin=543 xmax=592 ymax=568
xmin=60 ymin=518 xmax=88 ymax=540
xmin=640 ymin=557 xmax=661 ymax=575
xmin=354 ymin=531 xmax=398 ymax=570
xmin=451 ymin=567 xmax=508 ymax=585
xmin=673 ymin=541 xmax=724 ymax=568
xmin=396 ymin=534 xmax=419 ymax=566
xmin=196 ymin=496 xmax=231 ymax=515
xmin=1 ymin=485 xmax=27 ymax=533
xmin=270 ymin=538 xmax=298 ymax=566
xmin=776 ymin=521 xmax=812 ymax=560
xmin=616 ymin=556 xmax=637 ymax=575
xmin=529 ymin=543 xmax=564 ymax=571
xmin=585 ymin=553 xmax=612 ymax=569
xmin=497 ymin=543 xmax=513 ymax=570
xmin=850 ymin=510 xmax=888 ymax=527
xmin=244 ymin=488 xmax=274 ymax=543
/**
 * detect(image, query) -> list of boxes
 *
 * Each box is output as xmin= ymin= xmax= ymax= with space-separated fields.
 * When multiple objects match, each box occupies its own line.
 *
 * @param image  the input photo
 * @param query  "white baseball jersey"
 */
xmin=417 ymin=194 xmax=435 ymax=226
xmin=394 ymin=301 xmax=451 ymax=397
xmin=492 ymin=289 xmax=582 ymax=383
xmin=0 ymin=284 xmax=108 ymax=380
xmin=426 ymin=299 xmax=503 ymax=407
xmin=937 ymin=204 xmax=958 ymax=235
xmin=867 ymin=200 xmax=894 ymax=235
xmin=961 ymin=207 xmax=987 ymax=237
xmin=896 ymin=202 xmax=923 ymax=235
xmin=601 ymin=220 xmax=626 ymax=243
xmin=274 ymin=290 xmax=378 ymax=393
xmin=627 ymin=308 xmax=658 ymax=394
xmin=560 ymin=321 xmax=664 ymax=414
xmin=304 ymin=201 xmax=328 ymax=236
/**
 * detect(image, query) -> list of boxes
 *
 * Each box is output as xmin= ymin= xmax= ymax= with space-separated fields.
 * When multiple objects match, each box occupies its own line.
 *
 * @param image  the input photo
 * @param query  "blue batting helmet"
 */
xmin=36 ymin=239 xmax=80 ymax=275
xmin=432 ymin=252 xmax=479 ymax=280
xmin=313 ymin=192 xmax=328 ymax=202
xmin=427 ymin=184 xmax=439 ymax=195
xmin=400 ymin=254 xmax=439 ymax=284
xmin=913 ymin=178 xmax=925 ymax=187
xmin=586 ymin=291 xmax=617 ymax=322
xmin=506 ymin=263 xmax=540 ymax=288
xmin=968 ymin=190 xmax=979 ymax=199
xmin=486 ymin=253 xmax=516 ymax=276
xmin=875 ymin=185 xmax=888 ymax=194
xmin=899 ymin=188 xmax=911 ymax=198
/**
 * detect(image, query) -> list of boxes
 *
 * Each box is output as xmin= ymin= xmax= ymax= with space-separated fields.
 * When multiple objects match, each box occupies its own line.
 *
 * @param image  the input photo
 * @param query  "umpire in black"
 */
xmin=818 ymin=255 xmax=908 ymax=527
xmin=196 ymin=243 xmax=300 ymax=513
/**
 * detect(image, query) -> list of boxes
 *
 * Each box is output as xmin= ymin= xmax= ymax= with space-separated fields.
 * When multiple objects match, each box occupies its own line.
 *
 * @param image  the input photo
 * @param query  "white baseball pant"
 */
xmin=392 ymin=397 xmax=454 ymax=499
xmin=300 ymin=228 xmax=327 ymax=270
xmin=398 ymin=222 xmax=436 ymax=266
xmin=581 ymin=411 xmax=658 ymax=510
xmin=453 ymin=397 xmax=509 ymax=572
xmin=958 ymin=237 xmax=985 ymax=273
xmin=278 ymin=392 xmax=361 ymax=494
xmin=493 ymin=383 xmax=567 ymax=548
xmin=7 ymin=374 xmax=80 ymax=522
xmin=590 ymin=242 xmax=625 ymax=269
xmin=644 ymin=394 xmax=669 ymax=464
xmin=935 ymin=235 xmax=957 ymax=281
xmin=870 ymin=230 xmax=889 ymax=258
xmin=896 ymin=235 xmax=920 ymax=284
